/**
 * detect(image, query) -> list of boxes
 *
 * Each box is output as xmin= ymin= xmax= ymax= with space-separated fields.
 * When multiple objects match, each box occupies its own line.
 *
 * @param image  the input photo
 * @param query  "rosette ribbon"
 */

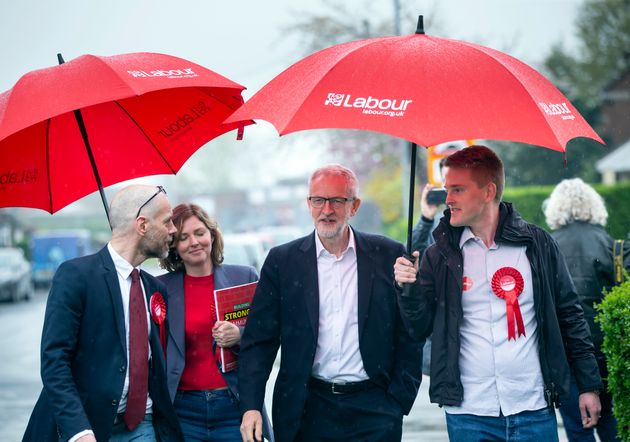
xmin=150 ymin=292 xmax=167 ymax=356
xmin=491 ymin=267 xmax=525 ymax=341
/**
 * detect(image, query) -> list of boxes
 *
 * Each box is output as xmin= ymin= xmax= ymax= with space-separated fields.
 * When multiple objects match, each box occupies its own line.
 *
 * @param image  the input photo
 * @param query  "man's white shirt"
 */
xmin=108 ymin=242 xmax=153 ymax=415
xmin=311 ymin=229 xmax=369 ymax=383
xmin=444 ymin=227 xmax=547 ymax=417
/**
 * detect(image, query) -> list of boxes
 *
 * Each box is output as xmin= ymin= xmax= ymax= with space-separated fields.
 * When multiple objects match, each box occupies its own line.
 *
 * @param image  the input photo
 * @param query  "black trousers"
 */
xmin=295 ymin=382 xmax=404 ymax=442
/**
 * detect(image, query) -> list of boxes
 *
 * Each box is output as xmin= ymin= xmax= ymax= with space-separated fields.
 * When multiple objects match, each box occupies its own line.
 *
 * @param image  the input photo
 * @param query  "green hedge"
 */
xmin=504 ymin=182 xmax=630 ymax=239
xmin=597 ymin=277 xmax=630 ymax=441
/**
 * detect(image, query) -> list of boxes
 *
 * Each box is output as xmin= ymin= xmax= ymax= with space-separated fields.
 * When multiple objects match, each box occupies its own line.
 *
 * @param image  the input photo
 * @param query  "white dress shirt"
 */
xmin=107 ymin=243 xmax=153 ymax=415
xmin=311 ymin=229 xmax=369 ymax=382
xmin=444 ymin=228 xmax=547 ymax=417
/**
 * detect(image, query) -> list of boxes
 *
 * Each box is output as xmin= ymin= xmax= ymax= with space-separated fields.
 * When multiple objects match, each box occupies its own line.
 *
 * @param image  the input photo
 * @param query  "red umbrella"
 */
xmin=225 ymin=16 xmax=603 ymax=252
xmin=0 ymin=52 xmax=250 ymax=219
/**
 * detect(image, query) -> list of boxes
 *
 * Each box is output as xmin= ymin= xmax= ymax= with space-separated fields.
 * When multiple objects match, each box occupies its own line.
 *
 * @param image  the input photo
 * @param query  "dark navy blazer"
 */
xmin=23 ymin=246 xmax=183 ymax=442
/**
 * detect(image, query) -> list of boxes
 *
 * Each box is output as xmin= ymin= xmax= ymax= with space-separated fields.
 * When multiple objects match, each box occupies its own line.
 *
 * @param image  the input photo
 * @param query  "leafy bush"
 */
xmin=597 ymin=277 xmax=630 ymax=441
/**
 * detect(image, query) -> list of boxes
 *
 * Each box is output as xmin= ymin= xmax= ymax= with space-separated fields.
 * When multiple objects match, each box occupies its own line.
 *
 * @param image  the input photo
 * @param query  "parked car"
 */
xmin=223 ymin=233 xmax=267 ymax=273
xmin=256 ymin=225 xmax=305 ymax=252
xmin=30 ymin=229 xmax=96 ymax=287
xmin=0 ymin=247 xmax=33 ymax=302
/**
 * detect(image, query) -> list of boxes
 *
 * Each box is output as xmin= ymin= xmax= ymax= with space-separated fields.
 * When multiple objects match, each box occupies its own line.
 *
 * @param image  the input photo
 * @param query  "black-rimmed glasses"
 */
xmin=308 ymin=196 xmax=355 ymax=209
xmin=136 ymin=186 xmax=166 ymax=218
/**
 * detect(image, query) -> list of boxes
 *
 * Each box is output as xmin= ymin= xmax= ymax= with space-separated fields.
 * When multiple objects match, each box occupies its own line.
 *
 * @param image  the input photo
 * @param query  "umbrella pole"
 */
xmin=406 ymin=142 xmax=417 ymax=255
xmin=58 ymin=53 xmax=111 ymax=228
xmin=400 ymin=142 xmax=418 ymax=300
xmin=73 ymin=109 xmax=111 ymax=227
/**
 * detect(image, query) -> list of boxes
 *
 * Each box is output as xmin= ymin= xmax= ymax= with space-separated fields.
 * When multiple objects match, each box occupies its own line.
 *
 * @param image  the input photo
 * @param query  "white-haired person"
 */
xmin=544 ymin=178 xmax=626 ymax=442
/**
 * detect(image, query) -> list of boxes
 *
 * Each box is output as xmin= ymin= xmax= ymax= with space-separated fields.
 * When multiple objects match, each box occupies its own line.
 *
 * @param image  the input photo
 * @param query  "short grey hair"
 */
xmin=109 ymin=185 xmax=163 ymax=233
xmin=544 ymin=178 xmax=608 ymax=230
xmin=308 ymin=164 xmax=359 ymax=197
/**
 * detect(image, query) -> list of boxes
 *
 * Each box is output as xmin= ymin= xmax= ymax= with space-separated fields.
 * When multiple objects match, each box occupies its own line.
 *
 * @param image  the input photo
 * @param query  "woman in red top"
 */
xmin=158 ymin=204 xmax=273 ymax=441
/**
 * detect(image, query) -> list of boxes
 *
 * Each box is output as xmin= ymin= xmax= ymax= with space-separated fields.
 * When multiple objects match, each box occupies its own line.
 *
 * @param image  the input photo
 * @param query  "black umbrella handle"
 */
xmin=406 ymin=142 xmax=417 ymax=254
xmin=401 ymin=142 xmax=418 ymax=295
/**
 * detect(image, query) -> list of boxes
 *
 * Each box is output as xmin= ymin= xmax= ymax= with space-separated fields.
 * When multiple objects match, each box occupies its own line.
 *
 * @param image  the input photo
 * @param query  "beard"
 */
xmin=315 ymin=218 xmax=345 ymax=240
xmin=140 ymin=230 xmax=170 ymax=259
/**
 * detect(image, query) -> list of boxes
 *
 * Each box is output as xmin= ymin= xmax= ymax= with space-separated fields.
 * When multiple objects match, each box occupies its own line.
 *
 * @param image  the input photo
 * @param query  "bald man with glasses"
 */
xmin=239 ymin=165 xmax=423 ymax=442
xmin=24 ymin=184 xmax=184 ymax=442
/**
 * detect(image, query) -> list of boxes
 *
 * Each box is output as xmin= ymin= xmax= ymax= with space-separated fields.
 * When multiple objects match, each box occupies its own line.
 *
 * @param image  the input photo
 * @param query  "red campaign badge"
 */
xmin=150 ymin=292 xmax=167 ymax=356
xmin=150 ymin=292 xmax=166 ymax=325
xmin=462 ymin=276 xmax=473 ymax=291
xmin=491 ymin=267 xmax=526 ymax=341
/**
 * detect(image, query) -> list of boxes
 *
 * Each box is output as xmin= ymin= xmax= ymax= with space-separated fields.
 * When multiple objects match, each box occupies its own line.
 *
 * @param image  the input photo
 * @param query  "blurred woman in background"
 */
xmin=544 ymin=178 xmax=624 ymax=442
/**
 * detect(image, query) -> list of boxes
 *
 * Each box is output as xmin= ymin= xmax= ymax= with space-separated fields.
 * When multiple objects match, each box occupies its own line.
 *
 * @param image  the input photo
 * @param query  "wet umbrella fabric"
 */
xmin=225 ymin=17 xmax=603 ymax=252
xmin=0 ymin=52 xmax=250 ymax=215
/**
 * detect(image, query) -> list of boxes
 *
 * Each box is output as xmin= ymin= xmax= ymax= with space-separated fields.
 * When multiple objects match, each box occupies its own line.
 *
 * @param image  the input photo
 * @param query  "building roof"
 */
xmin=596 ymin=138 xmax=630 ymax=173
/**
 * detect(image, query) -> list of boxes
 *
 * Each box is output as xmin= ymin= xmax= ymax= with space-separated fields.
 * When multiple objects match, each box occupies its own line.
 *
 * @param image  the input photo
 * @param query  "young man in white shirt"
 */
xmin=394 ymin=146 xmax=602 ymax=442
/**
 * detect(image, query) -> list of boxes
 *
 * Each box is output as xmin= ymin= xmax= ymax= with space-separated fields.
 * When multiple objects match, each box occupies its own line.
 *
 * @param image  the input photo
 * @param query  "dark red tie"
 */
xmin=124 ymin=268 xmax=148 ymax=431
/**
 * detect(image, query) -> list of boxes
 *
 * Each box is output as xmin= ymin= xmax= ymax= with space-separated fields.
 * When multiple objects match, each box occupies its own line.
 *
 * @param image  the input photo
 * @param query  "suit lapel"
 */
xmin=214 ymin=265 xmax=230 ymax=290
xmin=354 ymin=230 xmax=374 ymax=339
xmin=99 ymin=247 xmax=127 ymax=352
xmin=140 ymin=271 xmax=160 ymax=342
xmin=164 ymin=272 xmax=185 ymax=359
xmin=299 ymin=234 xmax=320 ymax=339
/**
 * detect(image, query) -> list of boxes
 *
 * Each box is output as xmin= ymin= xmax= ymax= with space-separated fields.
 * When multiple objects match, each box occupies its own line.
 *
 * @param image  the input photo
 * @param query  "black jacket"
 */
xmin=399 ymin=202 xmax=602 ymax=407
xmin=551 ymin=221 xmax=630 ymax=352
xmin=411 ymin=215 xmax=438 ymax=257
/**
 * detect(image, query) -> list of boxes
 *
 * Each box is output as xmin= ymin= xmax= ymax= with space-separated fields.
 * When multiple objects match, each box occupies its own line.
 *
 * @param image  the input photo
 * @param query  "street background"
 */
xmin=0 ymin=291 xmax=576 ymax=442
xmin=0 ymin=1 xmax=623 ymax=440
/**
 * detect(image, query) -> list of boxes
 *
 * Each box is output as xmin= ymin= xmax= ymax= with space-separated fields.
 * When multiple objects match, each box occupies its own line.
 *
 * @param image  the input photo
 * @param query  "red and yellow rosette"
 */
xmin=491 ymin=267 xmax=526 ymax=341
xmin=150 ymin=292 xmax=167 ymax=356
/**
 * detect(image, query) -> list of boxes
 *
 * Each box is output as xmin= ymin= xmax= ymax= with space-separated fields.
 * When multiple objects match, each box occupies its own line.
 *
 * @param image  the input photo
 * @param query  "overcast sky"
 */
xmin=1 ymin=0 xmax=584 ymax=93
xmin=0 ymin=0 xmax=586 ymax=214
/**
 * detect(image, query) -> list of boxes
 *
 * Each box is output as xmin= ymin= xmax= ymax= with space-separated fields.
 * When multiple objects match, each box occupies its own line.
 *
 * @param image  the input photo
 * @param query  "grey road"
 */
xmin=0 ymin=290 xmax=46 ymax=442
xmin=0 ymin=292 xmax=571 ymax=442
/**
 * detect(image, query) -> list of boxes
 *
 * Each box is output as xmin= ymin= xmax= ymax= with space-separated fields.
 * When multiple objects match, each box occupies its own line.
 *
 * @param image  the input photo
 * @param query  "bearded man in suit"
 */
xmin=24 ymin=184 xmax=184 ymax=442
xmin=239 ymin=165 xmax=422 ymax=442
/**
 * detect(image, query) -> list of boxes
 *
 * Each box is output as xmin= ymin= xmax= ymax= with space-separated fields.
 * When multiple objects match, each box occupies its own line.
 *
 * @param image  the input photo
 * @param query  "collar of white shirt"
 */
xmin=107 ymin=242 xmax=137 ymax=280
xmin=314 ymin=227 xmax=356 ymax=258
xmin=459 ymin=226 xmax=498 ymax=250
